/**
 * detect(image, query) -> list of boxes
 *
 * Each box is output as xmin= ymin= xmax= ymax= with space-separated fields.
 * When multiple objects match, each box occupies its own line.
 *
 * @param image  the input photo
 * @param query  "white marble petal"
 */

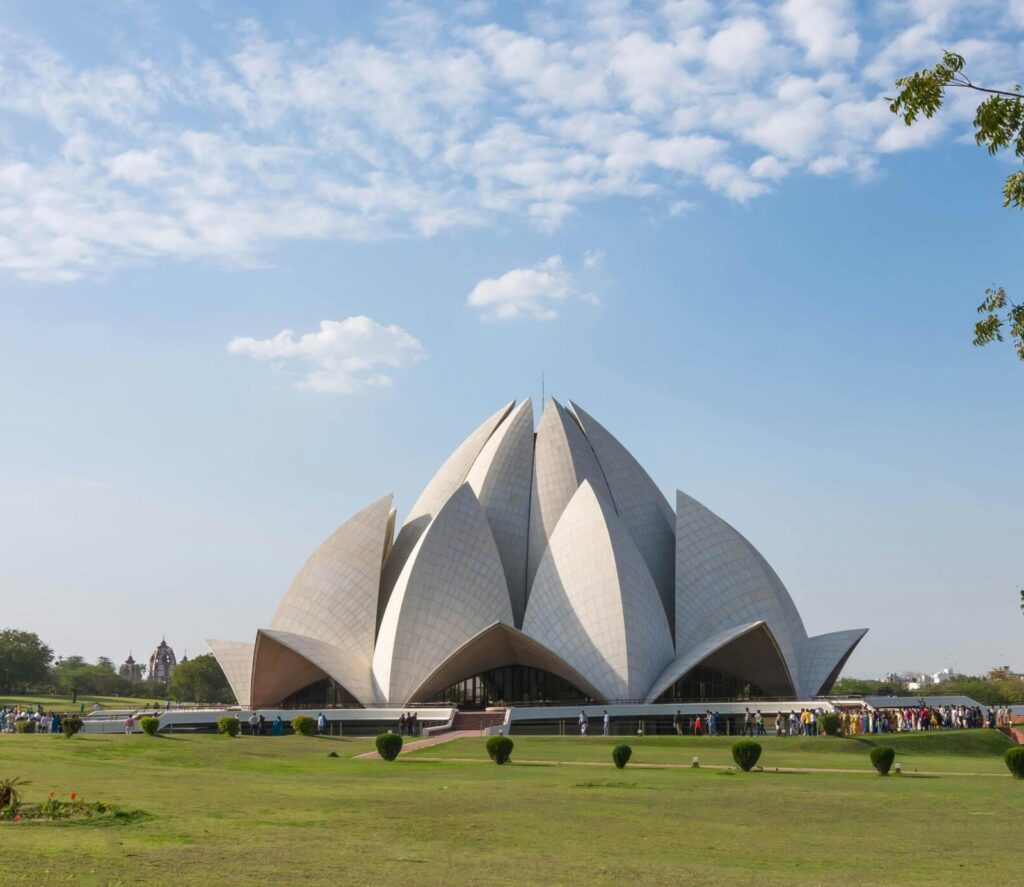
xmin=271 ymin=494 xmax=392 ymax=667
xmin=644 ymin=621 xmax=795 ymax=701
xmin=373 ymin=483 xmax=515 ymax=705
xmin=251 ymin=628 xmax=379 ymax=707
xmin=526 ymin=398 xmax=614 ymax=596
xmin=206 ymin=639 xmax=254 ymax=708
xmin=570 ymin=401 xmax=675 ymax=634
xmin=466 ymin=398 xmax=534 ymax=626
xmin=523 ymin=481 xmax=674 ymax=702
xmin=799 ymin=629 xmax=868 ymax=697
xmin=675 ymin=490 xmax=807 ymax=679
xmin=378 ymin=401 xmax=514 ymax=626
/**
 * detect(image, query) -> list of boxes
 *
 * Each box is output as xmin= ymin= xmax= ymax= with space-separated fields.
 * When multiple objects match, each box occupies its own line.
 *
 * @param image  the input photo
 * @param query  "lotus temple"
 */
xmin=208 ymin=398 xmax=867 ymax=711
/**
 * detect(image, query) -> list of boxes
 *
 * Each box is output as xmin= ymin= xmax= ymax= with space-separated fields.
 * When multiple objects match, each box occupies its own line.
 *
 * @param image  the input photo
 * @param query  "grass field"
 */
xmin=0 ymin=730 xmax=1018 ymax=886
xmin=0 ymin=693 xmax=164 ymax=712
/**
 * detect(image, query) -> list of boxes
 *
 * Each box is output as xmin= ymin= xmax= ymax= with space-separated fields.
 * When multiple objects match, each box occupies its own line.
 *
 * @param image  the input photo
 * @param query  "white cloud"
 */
xmin=467 ymin=256 xmax=594 ymax=321
xmin=779 ymin=0 xmax=859 ymax=65
xmin=583 ymin=248 xmax=605 ymax=269
xmin=706 ymin=18 xmax=774 ymax=74
xmin=0 ymin=3 xmax=1018 ymax=281
xmin=227 ymin=316 xmax=427 ymax=394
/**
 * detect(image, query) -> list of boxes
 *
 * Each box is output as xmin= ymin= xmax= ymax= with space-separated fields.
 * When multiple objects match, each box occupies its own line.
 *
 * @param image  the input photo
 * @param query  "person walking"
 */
xmin=398 ymin=713 xmax=407 ymax=736
xmin=317 ymin=712 xmax=327 ymax=736
xmin=579 ymin=710 xmax=588 ymax=736
xmin=673 ymin=709 xmax=683 ymax=736
xmin=273 ymin=715 xmax=283 ymax=736
xmin=248 ymin=712 xmax=259 ymax=736
xmin=602 ymin=710 xmax=610 ymax=736
xmin=755 ymin=710 xmax=765 ymax=736
xmin=123 ymin=714 xmax=135 ymax=735
xmin=743 ymin=708 xmax=754 ymax=737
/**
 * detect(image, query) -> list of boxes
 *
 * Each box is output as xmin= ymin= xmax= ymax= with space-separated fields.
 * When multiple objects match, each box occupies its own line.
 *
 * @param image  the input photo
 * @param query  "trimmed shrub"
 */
xmin=818 ymin=712 xmax=842 ymax=736
xmin=376 ymin=732 xmax=403 ymax=761
xmin=612 ymin=745 xmax=632 ymax=769
xmin=732 ymin=740 xmax=762 ymax=772
xmin=217 ymin=716 xmax=240 ymax=737
xmin=486 ymin=735 xmax=514 ymax=765
xmin=1005 ymin=747 xmax=1024 ymax=780
xmin=139 ymin=717 xmax=160 ymax=736
xmin=61 ymin=717 xmax=83 ymax=738
xmin=14 ymin=720 xmax=36 ymax=734
xmin=291 ymin=716 xmax=316 ymax=737
xmin=870 ymin=746 xmax=895 ymax=776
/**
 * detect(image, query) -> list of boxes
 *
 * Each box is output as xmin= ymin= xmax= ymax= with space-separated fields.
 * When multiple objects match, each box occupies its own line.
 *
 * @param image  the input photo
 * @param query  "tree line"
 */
xmin=0 ymin=628 xmax=235 ymax=705
xmin=833 ymin=675 xmax=1024 ymax=706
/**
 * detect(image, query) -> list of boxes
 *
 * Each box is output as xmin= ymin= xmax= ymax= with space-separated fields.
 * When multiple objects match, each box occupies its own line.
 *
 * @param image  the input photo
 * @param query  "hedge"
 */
xmin=139 ymin=717 xmax=160 ymax=736
xmin=1005 ymin=747 xmax=1024 ymax=780
xmin=14 ymin=720 xmax=35 ymax=734
xmin=376 ymin=732 xmax=403 ymax=761
xmin=217 ymin=716 xmax=240 ymax=737
xmin=870 ymin=746 xmax=895 ymax=776
xmin=291 ymin=716 xmax=316 ymax=737
xmin=61 ymin=717 xmax=83 ymax=738
xmin=612 ymin=745 xmax=632 ymax=769
xmin=732 ymin=740 xmax=762 ymax=772
xmin=485 ymin=735 xmax=514 ymax=765
xmin=818 ymin=712 xmax=842 ymax=736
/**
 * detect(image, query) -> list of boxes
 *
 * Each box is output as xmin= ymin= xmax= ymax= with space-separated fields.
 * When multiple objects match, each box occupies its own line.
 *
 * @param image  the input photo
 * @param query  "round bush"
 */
xmin=732 ymin=739 xmax=762 ymax=772
xmin=139 ymin=716 xmax=160 ymax=736
xmin=291 ymin=716 xmax=316 ymax=737
xmin=61 ymin=717 xmax=83 ymax=738
xmin=870 ymin=746 xmax=896 ymax=776
xmin=376 ymin=732 xmax=403 ymax=761
xmin=217 ymin=716 xmax=240 ymax=737
xmin=485 ymin=735 xmax=514 ymax=765
xmin=14 ymin=720 xmax=36 ymax=734
xmin=818 ymin=712 xmax=842 ymax=736
xmin=612 ymin=744 xmax=632 ymax=769
xmin=1005 ymin=747 xmax=1024 ymax=780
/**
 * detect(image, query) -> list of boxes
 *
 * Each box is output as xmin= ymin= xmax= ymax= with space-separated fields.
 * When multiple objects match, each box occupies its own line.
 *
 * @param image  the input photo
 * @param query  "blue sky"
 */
xmin=1 ymin=0 xmax=1022 ymax=678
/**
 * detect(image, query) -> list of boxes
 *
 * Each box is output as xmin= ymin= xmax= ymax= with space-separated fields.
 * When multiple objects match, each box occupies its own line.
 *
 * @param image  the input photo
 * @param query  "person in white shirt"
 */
xmin=602 ymin=710 xmax=610 ymax=736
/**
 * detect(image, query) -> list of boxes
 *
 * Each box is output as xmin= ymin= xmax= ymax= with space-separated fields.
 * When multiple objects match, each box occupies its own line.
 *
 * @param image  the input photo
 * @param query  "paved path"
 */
xmin=354 ymin=729 xmax=480 ymax=759
xmin=391 ymin=755 xmax=1007 ymax=778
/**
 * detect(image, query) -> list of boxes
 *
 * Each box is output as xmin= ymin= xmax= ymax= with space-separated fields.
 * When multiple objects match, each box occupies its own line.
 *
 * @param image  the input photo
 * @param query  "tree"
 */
xmin=889 ymin=52 xmax=1024 ymax=360
xmin=0 ymin=629 xmax=54 ymax=692
xmin=167 ymin=654 xmax=234 ymax=704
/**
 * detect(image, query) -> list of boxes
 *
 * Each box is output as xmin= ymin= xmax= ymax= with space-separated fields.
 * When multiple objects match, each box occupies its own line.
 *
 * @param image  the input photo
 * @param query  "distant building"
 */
xmin=118 ymin=653 xmax=143 ymax=681
xmin=989 ymin=665 xmax=1024 ymax=681
xmin=147 ymin=638 xmax=177 ymax=683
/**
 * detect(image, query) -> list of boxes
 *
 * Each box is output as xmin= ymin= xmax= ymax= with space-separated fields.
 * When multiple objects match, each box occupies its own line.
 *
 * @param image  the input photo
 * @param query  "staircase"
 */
xmin=452 ymin=710 xmax=506 ymax=733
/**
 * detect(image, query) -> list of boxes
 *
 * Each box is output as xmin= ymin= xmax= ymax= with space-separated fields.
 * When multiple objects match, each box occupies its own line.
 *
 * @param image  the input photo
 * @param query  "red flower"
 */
xmin=13 ymin=814 xmax=20 ymax=822
xmin=48 ymin=791 xmax=55 ymax=798
xmin=69 ymin=792 xmax=76 ymax=800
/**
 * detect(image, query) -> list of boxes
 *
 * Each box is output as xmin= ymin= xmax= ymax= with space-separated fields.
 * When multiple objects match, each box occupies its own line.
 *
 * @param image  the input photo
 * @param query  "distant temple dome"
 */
xmin=209 ymin=398 xmax=867 ymax=708
xmin=118 ymin=652 xmax=143 ymax=681
xmin=147 ymin=638 xmax=177 ymax=683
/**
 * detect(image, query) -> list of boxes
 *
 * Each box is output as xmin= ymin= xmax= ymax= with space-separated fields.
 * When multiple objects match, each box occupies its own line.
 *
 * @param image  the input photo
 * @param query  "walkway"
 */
xmin=354 ymin=729 xmax=480 ymax=760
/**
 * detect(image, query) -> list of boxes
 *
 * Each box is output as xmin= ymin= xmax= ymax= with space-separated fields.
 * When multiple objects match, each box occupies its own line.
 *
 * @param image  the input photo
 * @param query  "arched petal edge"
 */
xmin=373 ymin=484 xmax=515 ymax=705
xmin=378 ymin=400 xmax=514 ymax=626
xmin=799 ymin=628 xmax=868 ymax=697
xmin=644 ymin=621 xmax=796 ymax=702
xmin=251 ymin=629 xmax=378 ymax=708
xmin=404 ymin=621 xmax=608 ymax=704
xmin=207 ymin=639 xmax=254 ymax=708
xmin=271 ymin=493 xmax=393 ymax=664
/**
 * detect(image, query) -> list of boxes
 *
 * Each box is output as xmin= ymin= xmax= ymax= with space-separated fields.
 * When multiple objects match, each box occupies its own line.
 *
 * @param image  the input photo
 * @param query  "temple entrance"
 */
xmin=421 ymin=664 xmax=594 ymax=708
xmin=654 ymin=665 xmax=766 ymax=703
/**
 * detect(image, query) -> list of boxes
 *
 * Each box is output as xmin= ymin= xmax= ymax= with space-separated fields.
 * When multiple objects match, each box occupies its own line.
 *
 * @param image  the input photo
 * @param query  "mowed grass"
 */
xmin=0 ymin=693 xmax=161 ymax=712
xmin=0 ymin=730 xmax=1019 ymax=887
xmin=407 ymin=731 xmax=1015 ymax=774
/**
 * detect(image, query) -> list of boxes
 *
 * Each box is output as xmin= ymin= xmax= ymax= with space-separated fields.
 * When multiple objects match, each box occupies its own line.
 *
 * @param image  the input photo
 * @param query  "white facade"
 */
xmin=210 ymin=398 xmax=866 ymax=707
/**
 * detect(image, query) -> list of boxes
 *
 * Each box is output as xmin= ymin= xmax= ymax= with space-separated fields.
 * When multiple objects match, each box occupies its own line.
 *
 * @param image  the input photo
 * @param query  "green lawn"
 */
xmin=0 ymin=693 xmax=165 ymax=712
xmin=407 ymin=731 xmax=1014 ymax=774
xmin=0 ymin=730 xmax=1018 ymax=886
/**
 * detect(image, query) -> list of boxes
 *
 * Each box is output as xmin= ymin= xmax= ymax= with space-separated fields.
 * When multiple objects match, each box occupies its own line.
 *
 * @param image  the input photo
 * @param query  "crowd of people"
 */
xmin=398 ymin=712 xmax=421 ymax=736
xmin=1 ymin=705 xmax=64 ymax=734
xmin=843 ymin=703 xmax=1016 ymax=734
